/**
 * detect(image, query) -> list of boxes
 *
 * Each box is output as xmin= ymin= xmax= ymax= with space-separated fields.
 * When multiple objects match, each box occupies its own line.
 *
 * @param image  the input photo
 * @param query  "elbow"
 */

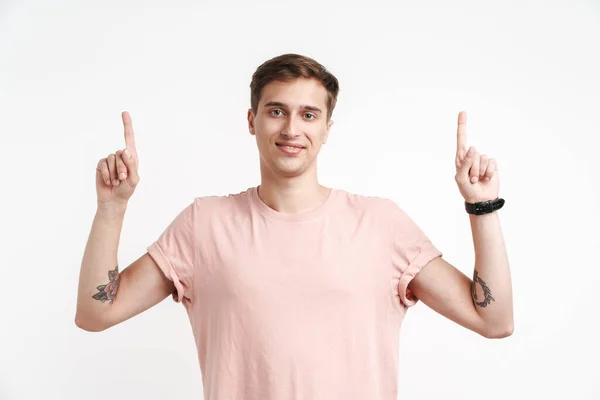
xmin=482 ymin=323 xmax=514 ymax=339
xmin=74 ymin=313 xmax=108 ymax=332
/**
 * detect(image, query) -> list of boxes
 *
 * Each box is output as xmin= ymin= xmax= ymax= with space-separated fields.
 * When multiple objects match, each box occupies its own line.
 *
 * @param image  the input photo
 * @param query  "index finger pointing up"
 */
xmin=122 ymin=111 xmax=136 ymax=153
xmin=456 ymin=111 xmax=467 ymax=159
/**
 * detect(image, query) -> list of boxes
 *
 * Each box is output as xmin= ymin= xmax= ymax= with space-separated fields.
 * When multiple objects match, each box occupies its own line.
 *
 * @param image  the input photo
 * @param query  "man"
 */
xmin=75 ymin=53 xmax=513 ymax=399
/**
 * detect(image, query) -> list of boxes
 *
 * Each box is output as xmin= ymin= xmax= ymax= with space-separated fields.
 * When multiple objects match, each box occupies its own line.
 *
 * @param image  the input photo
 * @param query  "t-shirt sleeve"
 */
xmin=390 ymin=202 xmax=442 ymax=307
xmin=147 ymin=200 xmax=196 ymax=303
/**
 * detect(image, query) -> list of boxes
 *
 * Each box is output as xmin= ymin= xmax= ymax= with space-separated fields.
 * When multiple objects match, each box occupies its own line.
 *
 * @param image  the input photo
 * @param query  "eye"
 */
xmin=304 ymin=113 xmax=316 ymax=120
xmin=270 ymin=109 xmax=283 ymax=116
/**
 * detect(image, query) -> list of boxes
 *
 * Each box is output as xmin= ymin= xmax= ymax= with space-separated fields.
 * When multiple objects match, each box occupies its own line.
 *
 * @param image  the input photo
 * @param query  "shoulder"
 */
xmin=334 ymin=188 xmax=402 ymax=217
xmin=189 ymin=187 xmax=253 ymax=216
xmin=193 ymin=187 xmax=251 ymax=205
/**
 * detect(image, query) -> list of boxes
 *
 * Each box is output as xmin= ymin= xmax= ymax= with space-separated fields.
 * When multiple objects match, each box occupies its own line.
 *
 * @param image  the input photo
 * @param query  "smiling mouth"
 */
xmin=275 ymin=143 xmax=306 ymax=149
xmin=276 ymin=143 xmax=305 ymax=155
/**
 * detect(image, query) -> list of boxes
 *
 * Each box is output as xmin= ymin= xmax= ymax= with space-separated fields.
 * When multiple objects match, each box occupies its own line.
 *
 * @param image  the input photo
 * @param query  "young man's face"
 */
xmin=248 ymin=78 xmax=334 ymax=179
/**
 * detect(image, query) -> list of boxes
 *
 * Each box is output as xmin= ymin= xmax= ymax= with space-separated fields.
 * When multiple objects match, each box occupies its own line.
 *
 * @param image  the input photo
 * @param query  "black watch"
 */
xmin=465 ymin=198 xmax=505 ymax=215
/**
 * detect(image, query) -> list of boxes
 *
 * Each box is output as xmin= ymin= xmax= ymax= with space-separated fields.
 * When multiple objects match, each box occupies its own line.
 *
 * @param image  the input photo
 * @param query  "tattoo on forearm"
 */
xmin=92 ymin=266 xmax=120 ymax=305
xmin=471 ymin=270 xmax=495 ymax=308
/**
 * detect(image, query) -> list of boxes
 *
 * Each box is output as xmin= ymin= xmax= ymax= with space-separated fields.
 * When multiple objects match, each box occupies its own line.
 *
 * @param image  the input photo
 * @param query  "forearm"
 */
xmin=469 ymin=211 xmax=513 ymax=337
xmin=75 ymin=202 xmax=126 ymax=331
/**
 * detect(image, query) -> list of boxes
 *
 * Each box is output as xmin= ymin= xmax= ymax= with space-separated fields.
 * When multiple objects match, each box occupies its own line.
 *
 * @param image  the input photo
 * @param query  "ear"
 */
xmin=247 ymin=108 xmax=256 ymax=136
xmin=323 ymin=119 xmax=334 ymax=144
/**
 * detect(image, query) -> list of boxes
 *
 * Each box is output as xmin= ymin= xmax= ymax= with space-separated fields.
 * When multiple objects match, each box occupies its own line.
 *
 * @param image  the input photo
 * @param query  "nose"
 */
xmin=281 ymin=115 xmax=300 ymax=138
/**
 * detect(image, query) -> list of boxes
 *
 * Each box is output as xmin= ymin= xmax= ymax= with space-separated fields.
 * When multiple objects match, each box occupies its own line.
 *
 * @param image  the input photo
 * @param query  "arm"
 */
xmin=75 ymin=203 xmax=176 ymax=332
xmin=407 ymin=111 xmax=513 ymax=338
xmin=408 ymin=210 xmax=513 ymax=338
xmin=75 ymin=111 xmax=176 ymax=332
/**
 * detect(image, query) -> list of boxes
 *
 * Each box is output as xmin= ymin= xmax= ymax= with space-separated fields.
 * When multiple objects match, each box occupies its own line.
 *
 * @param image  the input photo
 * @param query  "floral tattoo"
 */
xmin=92 ymin=266 xmax=120 ymax=305
xmin=471 ymin=269 xmax=495 ymax=308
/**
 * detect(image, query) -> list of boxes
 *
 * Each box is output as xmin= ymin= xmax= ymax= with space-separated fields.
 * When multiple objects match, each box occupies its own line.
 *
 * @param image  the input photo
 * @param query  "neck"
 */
xmin=258 ymin=169 xmax=330 ymax=214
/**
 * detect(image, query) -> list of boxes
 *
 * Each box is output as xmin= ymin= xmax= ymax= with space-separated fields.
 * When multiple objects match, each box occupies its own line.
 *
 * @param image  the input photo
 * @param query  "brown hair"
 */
xmin=250 ymin=53 xmax=340 ymax=121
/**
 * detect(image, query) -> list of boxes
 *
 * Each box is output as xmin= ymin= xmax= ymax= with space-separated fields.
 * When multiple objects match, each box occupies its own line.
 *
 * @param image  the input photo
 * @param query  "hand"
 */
xmin=95 ymin=111 xmax=140 ymax=206
xmin=454 ymin=111 xmax=499 ymax=204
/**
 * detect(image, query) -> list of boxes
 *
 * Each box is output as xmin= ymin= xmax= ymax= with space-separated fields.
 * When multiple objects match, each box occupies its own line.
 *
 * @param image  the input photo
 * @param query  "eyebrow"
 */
xmin=263 ymin=101 xmax=323 ymax=114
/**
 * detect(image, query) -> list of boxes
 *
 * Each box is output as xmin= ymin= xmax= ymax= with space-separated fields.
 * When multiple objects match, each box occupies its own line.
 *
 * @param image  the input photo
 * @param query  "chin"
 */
xmin=275 ymin=165 xmax=306 ymax=177
xmin=270 ymin=160 xmax=307 ymax=177
xmin=260 ymin=151 xmax=311 ymax=177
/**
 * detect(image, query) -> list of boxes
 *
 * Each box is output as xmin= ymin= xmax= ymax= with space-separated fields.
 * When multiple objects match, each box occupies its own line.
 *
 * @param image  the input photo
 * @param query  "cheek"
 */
xmin=307 ymin=129 xmax=327 ymax=146
xmin=255 ymin=133 xmax=276 ymax=154
xmin=261 ymin=117 xmax=283 ymax=131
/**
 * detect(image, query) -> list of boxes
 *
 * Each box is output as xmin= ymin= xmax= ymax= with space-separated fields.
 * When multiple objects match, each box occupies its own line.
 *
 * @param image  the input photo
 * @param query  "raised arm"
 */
xmin=407 ymin=111 xmax=513 ymax=338
xmin=75 ymin=112 xmax=175 ymax=332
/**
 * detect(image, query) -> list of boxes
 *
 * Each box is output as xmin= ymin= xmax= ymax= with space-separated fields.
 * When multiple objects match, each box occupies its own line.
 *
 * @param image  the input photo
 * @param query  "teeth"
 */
xmin=282 ymin=146 xmax=300 ymax=150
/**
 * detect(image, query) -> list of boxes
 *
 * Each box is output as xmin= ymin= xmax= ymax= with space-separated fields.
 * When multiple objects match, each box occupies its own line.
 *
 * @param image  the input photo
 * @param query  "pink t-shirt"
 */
xmin=147 ymin=186 xmax=442 ymax=400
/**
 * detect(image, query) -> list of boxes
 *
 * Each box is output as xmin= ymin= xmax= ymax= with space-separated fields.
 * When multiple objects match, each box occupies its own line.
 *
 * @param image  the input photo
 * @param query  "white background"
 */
xmin=1 ymin=0 xmax=599 ymax=399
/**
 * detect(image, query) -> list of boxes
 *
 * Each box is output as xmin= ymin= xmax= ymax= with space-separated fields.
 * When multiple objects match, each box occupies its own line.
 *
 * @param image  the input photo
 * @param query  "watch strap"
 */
xmin=465 ymin=198 xmax=505 ymax=215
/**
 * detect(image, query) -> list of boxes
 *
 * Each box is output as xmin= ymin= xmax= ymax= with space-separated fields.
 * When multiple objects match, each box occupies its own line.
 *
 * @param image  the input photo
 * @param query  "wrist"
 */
xmin=465 ymin=198 xmax=505 ymax=215
xmin=96 ymin=201 xmax=127 ymax=218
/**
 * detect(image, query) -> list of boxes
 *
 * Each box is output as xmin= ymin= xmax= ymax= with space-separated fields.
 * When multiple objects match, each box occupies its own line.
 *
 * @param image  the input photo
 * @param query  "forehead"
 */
xmin=259 ymin=78 xmax=327 ymax=108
